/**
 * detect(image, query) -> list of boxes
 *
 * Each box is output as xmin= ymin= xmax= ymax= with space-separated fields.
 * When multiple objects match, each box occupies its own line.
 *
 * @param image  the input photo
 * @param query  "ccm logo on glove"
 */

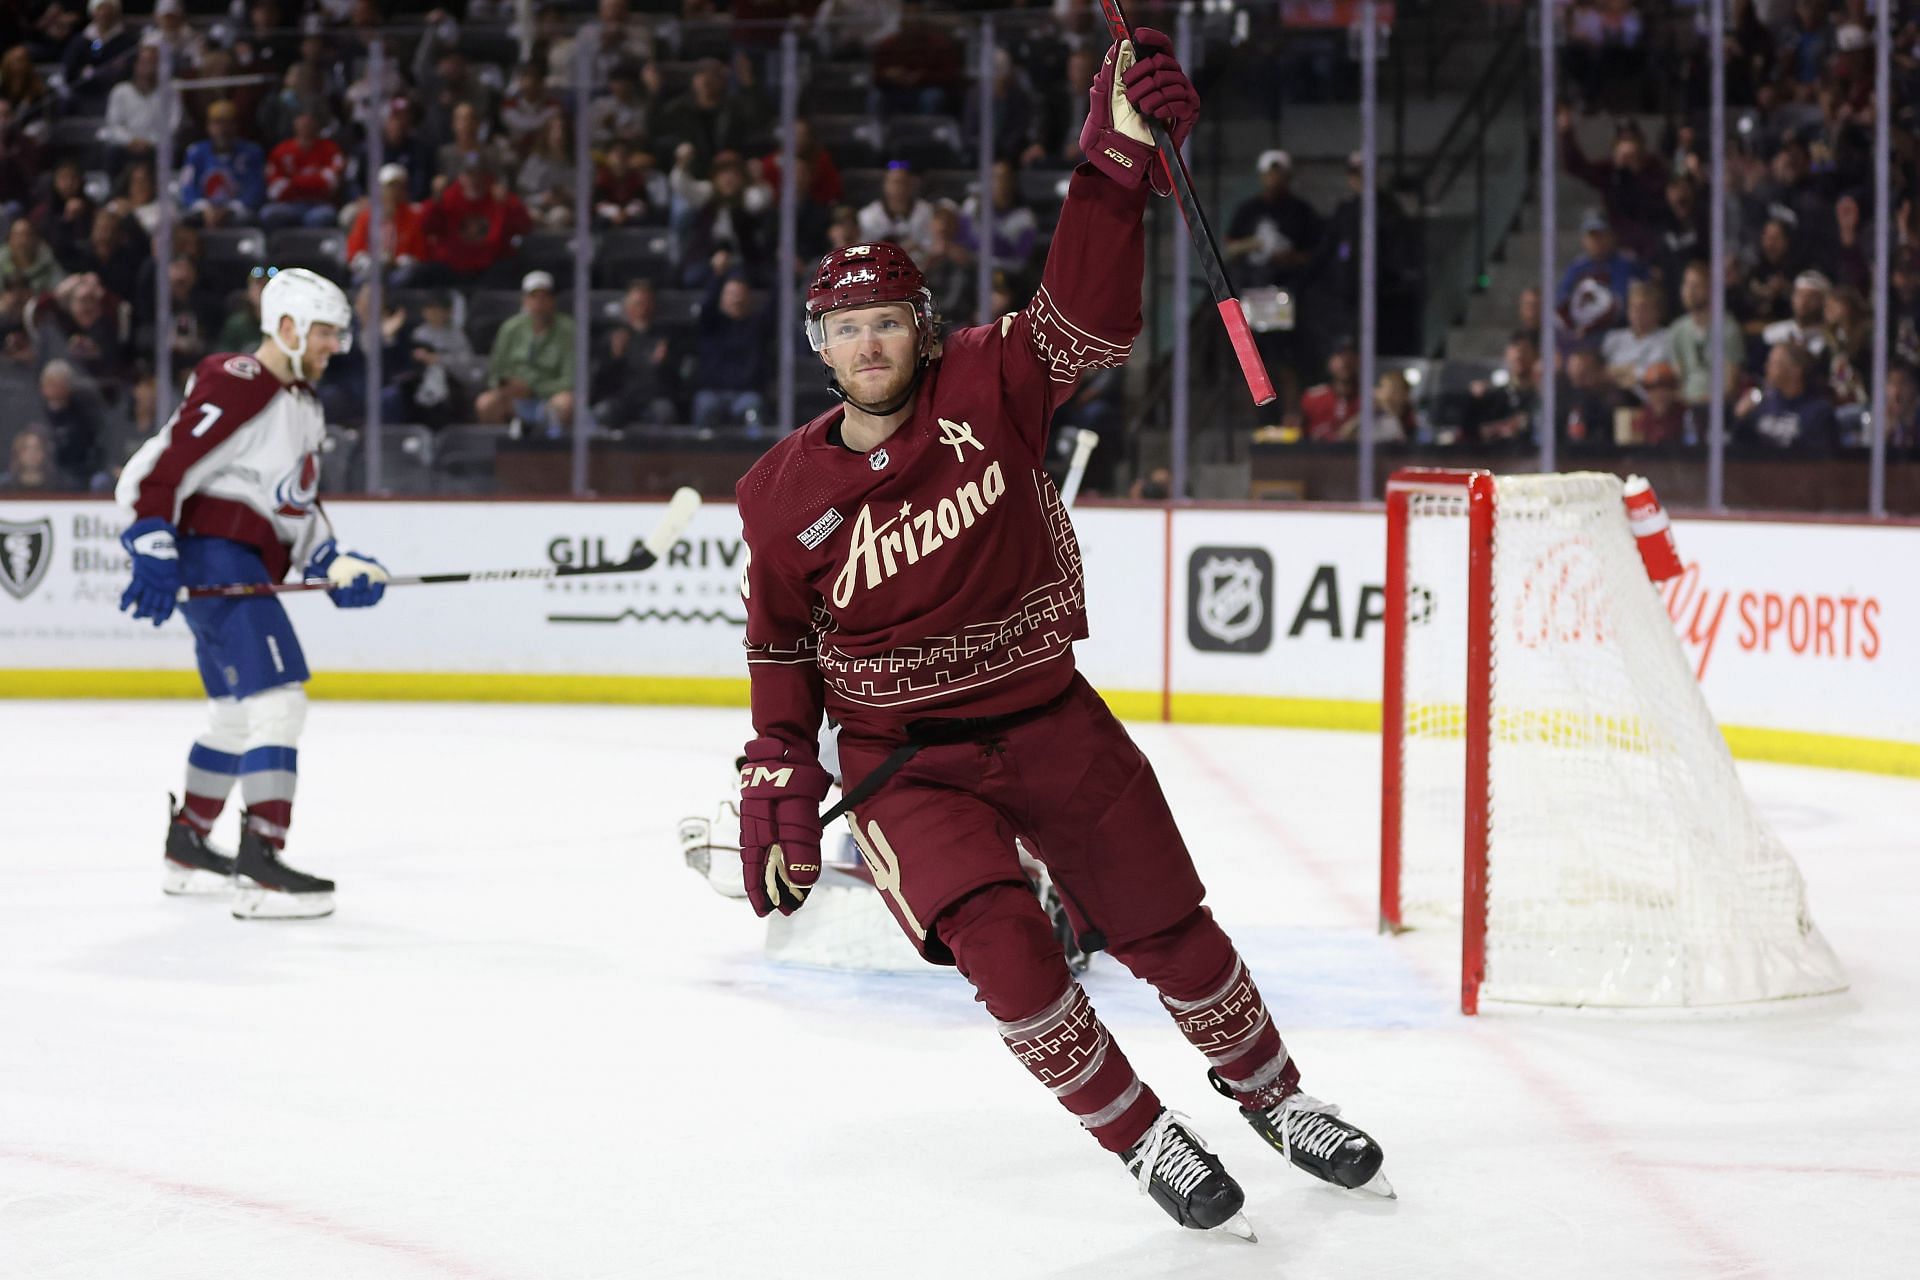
xmin=737 ymin=737 xmax=835 ymax=918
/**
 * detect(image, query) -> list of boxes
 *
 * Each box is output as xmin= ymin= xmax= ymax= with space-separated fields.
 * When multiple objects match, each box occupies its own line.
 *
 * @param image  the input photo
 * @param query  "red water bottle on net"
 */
xmin=1622 ymin=475 xmax=1683 ymax=581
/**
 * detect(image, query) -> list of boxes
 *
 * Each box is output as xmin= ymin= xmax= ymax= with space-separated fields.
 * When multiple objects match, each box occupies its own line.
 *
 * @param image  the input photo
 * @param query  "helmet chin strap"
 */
xmin=271 ymin=324 xmax=309 ymax=382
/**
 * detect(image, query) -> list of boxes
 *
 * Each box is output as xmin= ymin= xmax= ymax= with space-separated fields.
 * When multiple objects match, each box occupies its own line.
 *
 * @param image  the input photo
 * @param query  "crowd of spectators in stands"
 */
xmin=0 ymin=0 xmax=1110 ymax=494
xmin=1513 ymin=0 xmax=1920 ymax=458
xmin=1 ymin=0 xmax=1913 ymax=500
xmin=1258 ymin=0 xmax=1917 ymax=461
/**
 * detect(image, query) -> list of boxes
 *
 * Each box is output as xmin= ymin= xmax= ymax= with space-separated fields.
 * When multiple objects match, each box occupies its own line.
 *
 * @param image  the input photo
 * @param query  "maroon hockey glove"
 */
xmin=738 ymin=737 xmax=835 ymax=918
xmin=1080 ymin=27 xmax=1199 ymax=196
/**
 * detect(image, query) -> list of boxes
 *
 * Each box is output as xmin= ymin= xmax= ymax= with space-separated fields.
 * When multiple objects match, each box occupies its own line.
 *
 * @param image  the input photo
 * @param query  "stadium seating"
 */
xmin=592 ymin=228 xmax=675 ymax=289
xmin=463 ymin=290 xmax=524 ymax=354
xmin=882 ymin=116 xmax=964 ymax=171
xmin=368 ymin=423 xmax=436 ymax=495
xmin=432 ymin=423 xmax=511 ymax=494
xmin=267 ymin=228 xmax=350 ymax=286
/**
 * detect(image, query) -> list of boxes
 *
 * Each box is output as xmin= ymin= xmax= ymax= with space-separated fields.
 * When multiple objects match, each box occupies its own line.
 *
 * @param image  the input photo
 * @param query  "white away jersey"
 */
xmin=116 ymin=352 xmax=332 ymax=578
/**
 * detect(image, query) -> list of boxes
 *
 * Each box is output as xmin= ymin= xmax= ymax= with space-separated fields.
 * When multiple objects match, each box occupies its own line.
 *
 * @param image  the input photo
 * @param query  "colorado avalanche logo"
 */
xmin=274 ymin=452 xmax=321 ymax=517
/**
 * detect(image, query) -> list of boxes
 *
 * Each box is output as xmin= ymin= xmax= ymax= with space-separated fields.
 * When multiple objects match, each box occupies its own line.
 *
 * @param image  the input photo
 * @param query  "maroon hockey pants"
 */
xmin=838 ymin=674 xmax=1296 ymax=1153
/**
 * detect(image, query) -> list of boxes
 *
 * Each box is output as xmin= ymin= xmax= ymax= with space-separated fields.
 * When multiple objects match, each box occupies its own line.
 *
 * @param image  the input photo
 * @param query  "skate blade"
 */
xmin=1218 ymin=1212 xmax=1258 ymax=1242
xmin=162 ymin=861 xmax=232 ymax=896
xmin=1351 ymin=1167 xmax=1396 ymax=1199
xmin=231 ymin=881 xmax=334 ymax=920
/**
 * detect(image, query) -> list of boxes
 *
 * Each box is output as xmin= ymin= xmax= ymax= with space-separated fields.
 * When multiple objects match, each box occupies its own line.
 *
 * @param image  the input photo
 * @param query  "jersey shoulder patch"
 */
xmin=187 ymin=351 xmax=281 ymax=421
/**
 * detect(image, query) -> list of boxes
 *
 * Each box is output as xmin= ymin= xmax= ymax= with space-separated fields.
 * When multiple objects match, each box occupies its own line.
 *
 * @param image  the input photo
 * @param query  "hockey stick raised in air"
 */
xmin=1058 ymin=428 xmax=1099 ymax=508
xmin=180 ymin=486 xmax=702 ymax=601
xmin=1095 ymin=0 xmax=1276 ymax=407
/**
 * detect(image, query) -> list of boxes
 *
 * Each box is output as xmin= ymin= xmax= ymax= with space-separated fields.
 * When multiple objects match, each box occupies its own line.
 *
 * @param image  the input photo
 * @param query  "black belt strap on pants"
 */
xmin=819 ymin=683 xmax=1076 ymax=825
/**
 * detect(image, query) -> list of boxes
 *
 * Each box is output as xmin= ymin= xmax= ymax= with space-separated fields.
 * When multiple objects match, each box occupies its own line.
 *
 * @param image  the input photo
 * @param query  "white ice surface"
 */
xmin=2 ymin=701 xmax=1917 ymax=1280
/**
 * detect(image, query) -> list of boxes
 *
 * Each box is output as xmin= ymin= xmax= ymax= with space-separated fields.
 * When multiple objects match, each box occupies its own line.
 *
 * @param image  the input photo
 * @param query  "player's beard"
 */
xmin=839 ymin=354 xmax=916 ymax=413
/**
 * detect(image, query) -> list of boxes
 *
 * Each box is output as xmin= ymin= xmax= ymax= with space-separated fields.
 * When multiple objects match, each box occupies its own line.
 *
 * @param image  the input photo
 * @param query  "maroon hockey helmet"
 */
xmin=804 ymin=242 xmax=936 ymax=353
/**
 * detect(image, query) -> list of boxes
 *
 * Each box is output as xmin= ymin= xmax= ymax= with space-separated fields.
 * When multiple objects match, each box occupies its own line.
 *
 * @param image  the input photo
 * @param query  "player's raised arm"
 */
xmin=998 ymin=28 xmax=1199 ymax=437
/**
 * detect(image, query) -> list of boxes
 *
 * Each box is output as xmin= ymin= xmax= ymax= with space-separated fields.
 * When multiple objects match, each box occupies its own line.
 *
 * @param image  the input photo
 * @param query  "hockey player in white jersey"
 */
xmin=116 ymin=267 xmax=388 ymax=920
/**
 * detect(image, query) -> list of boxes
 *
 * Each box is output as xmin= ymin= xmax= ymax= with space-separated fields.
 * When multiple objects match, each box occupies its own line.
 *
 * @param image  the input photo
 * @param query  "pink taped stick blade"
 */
xmin=1217 ymin=298 xmax=1277 ymax=405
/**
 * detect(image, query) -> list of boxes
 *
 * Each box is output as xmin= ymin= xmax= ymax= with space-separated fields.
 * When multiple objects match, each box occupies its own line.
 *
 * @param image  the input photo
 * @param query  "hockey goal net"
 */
xmin=1380 ymin=469 xmax=1847 ymax=1013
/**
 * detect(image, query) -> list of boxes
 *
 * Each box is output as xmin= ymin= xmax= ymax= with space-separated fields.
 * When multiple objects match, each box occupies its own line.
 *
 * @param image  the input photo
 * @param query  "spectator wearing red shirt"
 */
xmin=758 ymin=119 xmax=843 ymax=207
xmin=594 ymin=139 xmax=665 ymax=228
xmin=348 ymin=164 xmax=430 ymax=286
xmin=261 ymin=111 xmax=345 ymax=229
xmin=1299 ymin=344 xmax=1362 ymax=442
xmin=423 ymin=158 xmax=532 ymax=284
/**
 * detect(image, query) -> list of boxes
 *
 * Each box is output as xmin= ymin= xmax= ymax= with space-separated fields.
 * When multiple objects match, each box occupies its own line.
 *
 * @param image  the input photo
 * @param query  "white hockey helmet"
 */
xmin=260 ymin=267 xmax=352 ymax=378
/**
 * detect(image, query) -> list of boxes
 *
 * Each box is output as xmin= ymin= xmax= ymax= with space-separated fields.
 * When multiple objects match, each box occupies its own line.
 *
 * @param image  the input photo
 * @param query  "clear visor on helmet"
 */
xmin=268 ymin=311 xmax=352 ymax=355
xmin=319 ymin=318 xmax=352 ymax=354
xmin=806 ymin=302 xmax=918 ymax=353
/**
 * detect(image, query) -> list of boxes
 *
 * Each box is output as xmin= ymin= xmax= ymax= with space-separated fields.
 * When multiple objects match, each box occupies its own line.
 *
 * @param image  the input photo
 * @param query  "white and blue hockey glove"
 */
xmin=119 ymin=516 xmax=180 ymax=626
xmin=308 ymin=540 xmax=389 ymax=608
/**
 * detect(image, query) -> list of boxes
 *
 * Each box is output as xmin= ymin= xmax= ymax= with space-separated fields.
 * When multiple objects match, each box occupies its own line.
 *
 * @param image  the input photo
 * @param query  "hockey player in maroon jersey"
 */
xmin=115 ymin=268 xmax=388 ymax=920
xmin=734 ymin=30 xmax=1391 ymax=1236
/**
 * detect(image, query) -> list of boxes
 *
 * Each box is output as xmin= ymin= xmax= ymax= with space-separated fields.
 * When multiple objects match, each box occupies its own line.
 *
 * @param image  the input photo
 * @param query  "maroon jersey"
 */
xmin=737 ymin=167 xmax=1148 ymax=755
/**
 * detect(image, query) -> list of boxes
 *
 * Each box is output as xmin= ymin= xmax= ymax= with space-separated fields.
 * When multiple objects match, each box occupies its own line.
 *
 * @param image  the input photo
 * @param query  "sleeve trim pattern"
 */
xmin=746 ymin=635 xmax=821 ymax=666
xmin=1024 ymin=283 xmax=1134 ymax=385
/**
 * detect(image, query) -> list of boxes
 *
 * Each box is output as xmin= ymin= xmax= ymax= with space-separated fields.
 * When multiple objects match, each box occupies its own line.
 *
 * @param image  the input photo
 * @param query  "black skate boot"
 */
xmin=1210 ymin=1070 xmax=1394 ymax=1198
xmin=231 ymin=817 xmax=335 ymax=920
xmin=163 ymin=793 xmax=236 ymax=896
xmin=1120 ymin=1109 xmax=1255 ymax=1239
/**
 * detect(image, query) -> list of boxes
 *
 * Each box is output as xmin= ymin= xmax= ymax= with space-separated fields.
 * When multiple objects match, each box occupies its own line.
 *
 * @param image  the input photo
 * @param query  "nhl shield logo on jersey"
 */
xmin=868 ymin=448 xmax=889 ymax=471
xmin=274 ymin=451 xmax=321 ymax=517
xmin=1188 ymin=547 xmax=1275 ymax=653
xmin=0 ymin=517 xmax=53 ymax=600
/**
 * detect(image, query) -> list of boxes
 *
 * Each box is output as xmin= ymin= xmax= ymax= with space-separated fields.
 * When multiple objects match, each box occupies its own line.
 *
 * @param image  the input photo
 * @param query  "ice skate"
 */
xmin=162 ymin=794 xmax=236 ymax=895
xmin=1121 ymin=1109 xmax=1257 ymax=1240
xmin=1211 ymin=1070 xmax=1394 ymax=1198
xmin=231 ymin=820 xmax=334 ymax=920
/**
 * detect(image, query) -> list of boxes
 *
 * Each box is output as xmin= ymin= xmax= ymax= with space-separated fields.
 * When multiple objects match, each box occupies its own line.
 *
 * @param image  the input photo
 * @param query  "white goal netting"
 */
xmin=1395 ymin=472 xmax=1847 ymax=1008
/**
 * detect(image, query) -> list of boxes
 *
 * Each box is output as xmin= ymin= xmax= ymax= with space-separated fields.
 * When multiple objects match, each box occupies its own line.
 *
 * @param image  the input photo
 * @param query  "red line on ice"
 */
xmin=0 ymin=1145 xmax=523 ymax=1280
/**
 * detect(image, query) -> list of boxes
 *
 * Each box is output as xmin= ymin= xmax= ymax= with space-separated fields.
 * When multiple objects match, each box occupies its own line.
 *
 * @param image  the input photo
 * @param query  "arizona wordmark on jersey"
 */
xmin=818 ymin=465 xmax=1085 ymax=711
xmin=829 ymin=456 xmax=1006 ymax=608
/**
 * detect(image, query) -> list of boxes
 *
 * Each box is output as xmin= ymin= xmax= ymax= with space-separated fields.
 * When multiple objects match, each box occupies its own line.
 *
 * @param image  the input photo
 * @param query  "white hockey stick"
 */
xmin=183 ymin=487 xmax=703 ymax=600
xmin=1059 ymin=428 xmax=1100 ymax=508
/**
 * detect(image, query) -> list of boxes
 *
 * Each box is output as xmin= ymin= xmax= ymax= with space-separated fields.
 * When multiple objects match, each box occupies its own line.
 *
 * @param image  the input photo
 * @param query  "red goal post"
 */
xmin=1381 ymin=469 xmax=1493 ymax=1012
